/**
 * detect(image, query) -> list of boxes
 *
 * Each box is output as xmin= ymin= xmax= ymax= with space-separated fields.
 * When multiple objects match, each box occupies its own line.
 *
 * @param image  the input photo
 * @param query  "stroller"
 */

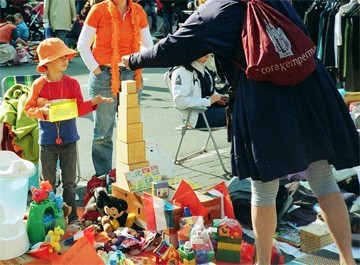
xmin=24 ymin=2 xmax=44 ymax=42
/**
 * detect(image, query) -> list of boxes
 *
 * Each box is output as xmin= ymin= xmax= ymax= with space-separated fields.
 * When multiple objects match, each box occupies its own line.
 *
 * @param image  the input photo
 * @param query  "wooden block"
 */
xmin=119 ymin=92 xmax=139 ymax=108
xmin=121 ymin=80 xmax=137 ymax=94
xmin=117 ymin=140 xmax=146 ymax=164
xmin=117 ymin=106 xmax=140 ymax=124
xmin=117 ymin=122 xmax=143 ymax=143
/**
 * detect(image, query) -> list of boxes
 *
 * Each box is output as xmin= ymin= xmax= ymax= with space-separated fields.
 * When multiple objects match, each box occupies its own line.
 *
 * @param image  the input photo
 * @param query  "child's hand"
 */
xmin=92 ymin=94 xmax=114 ymax=106
xmin=42 ymin=103 xmax=51 ymax=116
xmin=37 ymin=97 xmax=49 ymax=107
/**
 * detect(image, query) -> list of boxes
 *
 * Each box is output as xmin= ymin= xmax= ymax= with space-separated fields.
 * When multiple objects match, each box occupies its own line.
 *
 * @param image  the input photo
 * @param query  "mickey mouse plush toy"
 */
xmin=96 ymin=190 xmax=135 ymax=233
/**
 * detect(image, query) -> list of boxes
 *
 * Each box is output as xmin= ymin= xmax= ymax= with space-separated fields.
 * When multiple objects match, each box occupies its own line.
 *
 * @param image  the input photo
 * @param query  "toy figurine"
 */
xmin=154 ymin=239 xmax=179 ymax=265
xmin=47 ymin=226 xmax=64 ymax=253
xmin=179 ymin=241 xmax=196 ymax=265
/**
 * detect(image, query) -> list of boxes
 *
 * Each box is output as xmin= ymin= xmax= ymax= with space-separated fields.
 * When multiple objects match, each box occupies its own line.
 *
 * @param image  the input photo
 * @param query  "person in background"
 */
xmin=24 ymin=38 xmax=113 ymax=224
xmin=138 ymin=0 xmax=157 ymax=32
xmin=43 ymin=0 xmax=76 ymax=46
xmin=80 ymin=0 xmax=104 ymax=19
xmin=0 ymin=14 xmax=17 ymax=44
xmin=160 ymin=0 xmax=175 ymax=36
xmin=14 ymin=13 xmax=29 ymax=45
xmin=77 ymin=0 xmax=153 ymax=177
xmin=75 ymin=0 xmax=86 ymax=15
xmin=122 ymin=0 xmax=359 ymax=264
xmin=0 ymin=14 xmax=17 ymax=65
xmin=170 ymin=54 xmax=227 ymax=128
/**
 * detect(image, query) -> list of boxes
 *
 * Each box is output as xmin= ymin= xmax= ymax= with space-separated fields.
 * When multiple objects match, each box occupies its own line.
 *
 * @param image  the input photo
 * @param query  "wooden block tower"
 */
xmin=116 ymin=80 xmax=149 ymax=188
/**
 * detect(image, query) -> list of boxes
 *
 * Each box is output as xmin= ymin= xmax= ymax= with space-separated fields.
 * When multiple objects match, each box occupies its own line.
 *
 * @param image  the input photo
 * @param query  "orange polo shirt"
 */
xmin=85 ymin=1 xmax=148 ymax=66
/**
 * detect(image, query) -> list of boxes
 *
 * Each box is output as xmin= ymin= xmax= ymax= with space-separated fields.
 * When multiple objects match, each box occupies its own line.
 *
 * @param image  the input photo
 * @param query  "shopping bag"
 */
xmin=240 ymin=0 xmax=316 ymax=86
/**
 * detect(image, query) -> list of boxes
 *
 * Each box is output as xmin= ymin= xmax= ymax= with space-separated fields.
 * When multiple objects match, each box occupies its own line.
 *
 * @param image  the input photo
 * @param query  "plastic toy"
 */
xmin=214 ymin=218 xmax=242 ymax=263
xmin=27 ymin=181 xmax=65 ymax=243
xmin=154 ymin=239 xmax=179 ymax=265
xmin=47 ymin=226 xmax=64 ymax=253
xmin=96 ymin=190 xmax=135 ymax=233
xmin=178 ymin=241 xmax=196 ymax=265
xmin=80 ymin=187 xmax=106 ymax=227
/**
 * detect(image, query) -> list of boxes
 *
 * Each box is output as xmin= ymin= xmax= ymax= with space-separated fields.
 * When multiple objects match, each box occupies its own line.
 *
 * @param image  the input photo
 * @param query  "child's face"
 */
xmin=45 ymin=55 xmax=69 ymax=73
xmin=197 ymin=54 xmax=210 ymax=64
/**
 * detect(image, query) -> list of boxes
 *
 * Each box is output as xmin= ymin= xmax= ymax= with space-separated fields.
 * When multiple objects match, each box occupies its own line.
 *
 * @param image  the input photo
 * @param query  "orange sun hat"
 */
xmin=36 ymin=38 xmax=78 ymax=73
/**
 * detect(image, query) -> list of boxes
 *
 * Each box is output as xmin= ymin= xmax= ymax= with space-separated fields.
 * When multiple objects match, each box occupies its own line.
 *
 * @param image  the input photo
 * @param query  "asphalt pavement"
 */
xmin=0 ymin=56 xmax=231 ymax=192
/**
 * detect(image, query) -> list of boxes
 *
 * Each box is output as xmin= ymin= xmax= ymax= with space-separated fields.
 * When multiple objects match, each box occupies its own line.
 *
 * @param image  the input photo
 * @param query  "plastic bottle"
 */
xmin=108 ymin=251 xmax=118 ymax=265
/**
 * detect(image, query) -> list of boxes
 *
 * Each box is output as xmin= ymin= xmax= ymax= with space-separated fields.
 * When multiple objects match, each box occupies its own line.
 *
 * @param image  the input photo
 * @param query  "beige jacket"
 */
xmin=43 ymin=0 xmax=76 ymax=31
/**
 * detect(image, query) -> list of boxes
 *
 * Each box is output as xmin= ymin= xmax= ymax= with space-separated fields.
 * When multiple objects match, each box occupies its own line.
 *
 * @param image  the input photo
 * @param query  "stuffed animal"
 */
xmin=81 ymin=187 xmax=107 ymax=227
xmin=47 ymin=226 xmax=64 ymax=253
xmin=96 ymin=190 xmax=135 ymax=233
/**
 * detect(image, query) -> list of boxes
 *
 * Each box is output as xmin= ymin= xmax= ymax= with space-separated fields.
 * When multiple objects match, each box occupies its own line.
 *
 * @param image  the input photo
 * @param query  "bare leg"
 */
xmin=318 ymin=192 xmax=356 ymax=265
xmin=306 ymin=160 xmax=356 ymax=265
xmin=252 ymin=204 xmax=277 ymax=265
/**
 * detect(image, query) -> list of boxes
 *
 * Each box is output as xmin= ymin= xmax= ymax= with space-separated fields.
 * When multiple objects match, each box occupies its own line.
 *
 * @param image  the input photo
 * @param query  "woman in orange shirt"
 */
xmin=77 ymin=0 xmax=153 ymax=177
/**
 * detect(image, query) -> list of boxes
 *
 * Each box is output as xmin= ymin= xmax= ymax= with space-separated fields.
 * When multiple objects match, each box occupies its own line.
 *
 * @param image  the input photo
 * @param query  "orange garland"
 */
xmin=108 ymin=0 xmax=143 ymax=97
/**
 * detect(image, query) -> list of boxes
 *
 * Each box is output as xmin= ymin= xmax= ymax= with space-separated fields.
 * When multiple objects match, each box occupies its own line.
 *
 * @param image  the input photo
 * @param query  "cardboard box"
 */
xmin=117 ymin=122 xmax=143 ymax=143
xmin=197 ymin=192 xmax=221 ymax=226
xmin=121 ymin=80 xmax=137 ymax=94
xmin=117 ymin=106 xmax=140 ymax=124
xmin=116 ymin=140 xmax=146 ymax=164
xmin=300 ymin=223 xmax=333 ymax=253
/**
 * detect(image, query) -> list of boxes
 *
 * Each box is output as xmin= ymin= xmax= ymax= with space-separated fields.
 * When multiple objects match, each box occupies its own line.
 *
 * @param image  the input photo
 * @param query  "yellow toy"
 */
xmin=47 ymin=226 xmax=65 ymax=253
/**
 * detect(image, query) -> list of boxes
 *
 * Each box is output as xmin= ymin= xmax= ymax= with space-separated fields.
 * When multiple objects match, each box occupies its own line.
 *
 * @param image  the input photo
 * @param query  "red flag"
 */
xmin=171 ymin=180 xmax=209 ymax=217
xmin=205 ymin=181 xmax=235 ymax=219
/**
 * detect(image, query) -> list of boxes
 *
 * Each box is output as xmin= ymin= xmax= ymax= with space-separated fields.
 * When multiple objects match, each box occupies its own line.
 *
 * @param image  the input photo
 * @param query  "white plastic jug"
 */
xmin=0 ymin=151 xmax=36 ymax=260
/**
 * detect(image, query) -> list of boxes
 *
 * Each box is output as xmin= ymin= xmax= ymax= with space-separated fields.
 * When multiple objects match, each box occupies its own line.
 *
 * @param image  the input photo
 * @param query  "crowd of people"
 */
xmin=0 ymin=0 xmax=199 ymax=66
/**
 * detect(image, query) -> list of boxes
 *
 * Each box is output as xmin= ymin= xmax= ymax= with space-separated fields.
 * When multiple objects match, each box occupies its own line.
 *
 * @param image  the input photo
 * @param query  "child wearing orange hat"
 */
xmin=24 ymin=37 xmax=113 ymax=223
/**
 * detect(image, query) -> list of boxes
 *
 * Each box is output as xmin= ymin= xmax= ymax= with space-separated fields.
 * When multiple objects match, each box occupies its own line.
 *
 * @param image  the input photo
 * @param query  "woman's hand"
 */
xmin=93 ymin=67 xmax=102 ymax=75
xmin=92 ymin=94 xmax=115 ymax=106
xmin=121 ymin=55 xmax=131 ymax=70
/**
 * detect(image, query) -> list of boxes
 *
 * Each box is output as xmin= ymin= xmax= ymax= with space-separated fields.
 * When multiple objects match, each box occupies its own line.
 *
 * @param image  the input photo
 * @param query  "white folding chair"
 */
xmin=164 ymin=70 xmax=230 ymax=175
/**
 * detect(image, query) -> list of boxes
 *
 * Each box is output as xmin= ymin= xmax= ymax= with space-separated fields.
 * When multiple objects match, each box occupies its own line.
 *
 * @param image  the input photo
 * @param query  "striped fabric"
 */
xmin=1 ymin=75 xmax=41 ymax=97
